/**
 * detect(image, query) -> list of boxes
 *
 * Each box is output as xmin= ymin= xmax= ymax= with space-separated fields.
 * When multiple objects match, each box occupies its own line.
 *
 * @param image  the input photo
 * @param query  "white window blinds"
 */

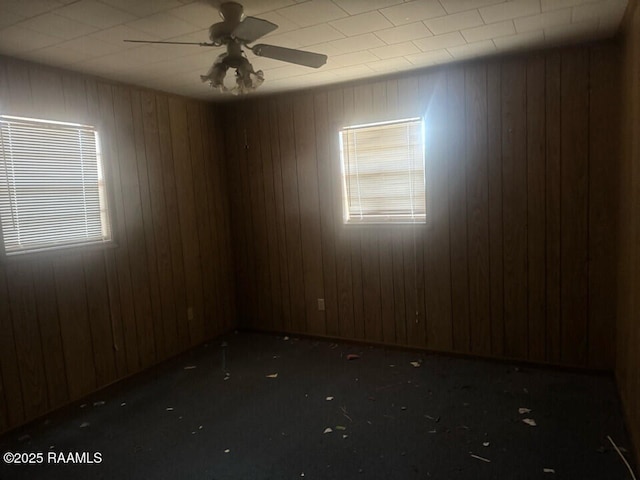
xmin=0 ymin=115 xmax=112 ymax=256
xmin=339 ymin=117 xmax=426 ymax=224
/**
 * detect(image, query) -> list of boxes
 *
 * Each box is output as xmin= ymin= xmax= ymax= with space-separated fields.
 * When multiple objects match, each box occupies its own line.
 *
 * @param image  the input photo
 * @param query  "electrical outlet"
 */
xmin=187 ymin=307 xmax=194 ymax=320
xmin=317 ymin=298 xmax=325 ymax=311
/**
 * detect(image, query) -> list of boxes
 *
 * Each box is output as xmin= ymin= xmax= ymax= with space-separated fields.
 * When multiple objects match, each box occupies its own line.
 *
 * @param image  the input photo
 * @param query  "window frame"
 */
xmin=338 ymin=116 xmax=427 ymax=226
xmin=0 ymin=114 xmax=116 ymax=259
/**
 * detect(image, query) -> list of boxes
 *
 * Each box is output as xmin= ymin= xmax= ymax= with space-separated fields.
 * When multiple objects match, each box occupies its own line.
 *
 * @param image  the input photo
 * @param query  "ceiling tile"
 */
xmin=86 ymin=25 xmax=154 ymax=45
xmin=380 ymin=1 xmax=447 ymax=26
xmin=164 ymin=28 xmax=211 ymax=43
xmin=0 ymin=0 xmax=61 ymax=17
xmin=404 ymin=48 xmax=452 ymax=66
xmin=18 ymin=12 xmax=99 ymax=40
xmin=439 ymin=0 xmax=506 ymax=14
xmin=493 ymin=29 xmax=545 ymax=51
xmin=102 ymin=45 xmax=182 ymax=66
xmin=55 ymin=0 xmax=137 ymax=29
xmin=370 ymin=41 xmax=420 ymax=59
xmin=54 ymin=36 xmax=126 ymax=57
xmin=0 ymin=9 xmax=25 ymax=29
xmin=331 ymin=0 xmax=403 ymax=16
xmin=98 ymin=0 xmax=186 ymax=17
xmin=239 ymin=0 xmax=297 ymax=16
xmin=514 ymin=9 xmax=572 ymax=33
xmin=277 ymin=0 xmax=348 ymax=27
xmin=326 ymin=50 xmax=379 ymax=67
xmin=424 ymin=9 xmax=484 ymax=35
xmin=461 ymin=19 xmax=515 ymax=42
xmin=479 ymin=0 xmax=540 ymax=23
xmin=326 ymin=33 xmax=385 ymax=55
xmin=447 ymin=39 xmax=496 ymax=59
xmin=413 ymin=31 xmax=467 ymax=51
xmin=330 ymin=11 xmax=394 ymax=37
xmin=540 ymin=0 xmax=595 ymax=12
xmin=0 ymin=25 xmax=62 ymax=54
xmin=291 ymin=24 xmax=346 ymax=46
xmin=264 ymin=63 xmax=314 ymax=80
xmin=330 ymin=63 xmax=374 ymax=79
xmin=258 ymin=11 xmax=302 ymax=36
xmin=167 ymin=3 xmax=221 ymax=29
xmin=366 ymin=56 xmax=413 ymax=72
xmin=126 ymin=12 xmax=202 ymax=39
xmin=20 ymin=43 xmax=95 ymax=66
xmin=544 ymin=19 xmax=599 ymax=44
xmin=572 ymin=0 xmax=627 ymax=23
xmin=260 ymin=24 xmax=344 ymax=49
xmin=598 ymin=5 xmax=627 ymax=33
xmin=375 ymin=22 xmax=432 ymax=44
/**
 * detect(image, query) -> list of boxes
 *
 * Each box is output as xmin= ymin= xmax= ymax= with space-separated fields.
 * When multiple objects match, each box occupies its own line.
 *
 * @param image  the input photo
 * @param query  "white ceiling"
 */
xmin=0 ymin=0 xmax=628 ymax=100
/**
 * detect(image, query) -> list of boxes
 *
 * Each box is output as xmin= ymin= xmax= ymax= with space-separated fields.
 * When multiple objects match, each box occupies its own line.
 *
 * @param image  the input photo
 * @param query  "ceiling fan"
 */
xmin=124 ymin=1 xmax=328 ymax=94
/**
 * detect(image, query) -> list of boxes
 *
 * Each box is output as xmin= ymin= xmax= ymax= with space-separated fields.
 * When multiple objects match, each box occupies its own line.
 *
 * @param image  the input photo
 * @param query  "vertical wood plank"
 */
xmin=560 ymin=48 xmax=589 ymax=366
xmin=257 ymin=100 xmax=283 ymax=332
xmin=545 ymin=52 xmax=562 ymax=364
xmin=6 ymin=263 xmax=48 ymax=419
xmin=487 ymin=61 xmax=504 ymax=357
xmin=268 ymin=99 xmax=293 ymax=331
xmin=371 ymin=81 xmax=395 ymax=346
xmin=526 ymin=55 xmax=547 ymax=362
xmin=186 ymin=102 xmax=219 ymax=338
xmin=588 ymin=44 xmax=619 ymax=370
xmin=246 ymin=102 xmax=271 ymax=330
xmin=31 ymin=260 xmax=68 ymax=409
xmin=465 ymin=63 xmax=491 ymax=356
xmin=314 ymin=91 xmax=340 ymax=337
xmin=342 ymin=85 xmax=365 ymax=340
xmin=447 ymin=66 xmax=471 ymax=353
xmin=81 ymin=252 xmax=118 ymax=386
xmin=353 ymin=83 xmax=383 ymax=343
xmin=141 ymin=91 xmax=179 ymax=356
xmin=97 ymin=83 xmax=140 ymax=374
xmin=277 ymin=97 xmax=306 ymax=332
xmin=131 ymin=90 xmax=165 ymax=360
xmin=113 ymin=86 xmax=156 ymax=366
xmin=156 ymin=95 xmax=190 ymax=350
xmin=294 ymin=94 xmax=326 ymax=335
xmin=501 ymin=59 xmax=529 ymax=359
xmin=54 ymin=256 xmax=97 ymax=399
xmin=423 ymin=71 xmax=453 ymax=351
xmin=168 ymin=97 xmax=205 ymax=346
xmin=327 ymin=89 xmax=355 ymax=340
xmin=86 ymin=80 xmax=128 ymax=378
xmin=0 ymin=268 xmax=25 ymax=427
xmin=202 ymin=105 xmax=234 ymax=333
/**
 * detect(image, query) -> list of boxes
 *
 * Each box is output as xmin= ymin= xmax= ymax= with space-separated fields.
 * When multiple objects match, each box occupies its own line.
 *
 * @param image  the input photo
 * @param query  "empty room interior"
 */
xmin=0 ymin=0 xmax=639 ymax=478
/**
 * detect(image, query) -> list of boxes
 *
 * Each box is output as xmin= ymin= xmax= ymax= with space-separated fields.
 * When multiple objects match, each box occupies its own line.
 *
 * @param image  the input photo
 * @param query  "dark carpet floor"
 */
xmin=0 ymin=331 xmax=636 ymax=480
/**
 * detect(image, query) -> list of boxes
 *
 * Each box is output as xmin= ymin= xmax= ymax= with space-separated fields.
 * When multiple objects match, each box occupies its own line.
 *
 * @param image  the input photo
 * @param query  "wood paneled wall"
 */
xmin=617 ymin=0 xmax=640 ymax=465
xmin=0 ymin=57 xmax=236 ymax=433
xmin=224 ymin=42 xmax=619 ymax=371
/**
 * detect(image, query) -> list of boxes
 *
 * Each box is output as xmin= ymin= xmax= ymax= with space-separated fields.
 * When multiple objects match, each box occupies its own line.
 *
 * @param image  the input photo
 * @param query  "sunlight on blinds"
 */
xmin=339 ymin=117 xmax=425 ymax=224
xmin=0 ymin=115 xmax=112 ymax=255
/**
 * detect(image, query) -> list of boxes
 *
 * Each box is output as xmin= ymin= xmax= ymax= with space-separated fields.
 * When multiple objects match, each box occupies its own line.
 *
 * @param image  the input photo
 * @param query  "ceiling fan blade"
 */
xmin=251 ymin=44 xmax=327 ymax=68
xmin=232 ymin=17 xmax=278 ymax=43
xmin=123 ymin=39 xmax=216 ymax=47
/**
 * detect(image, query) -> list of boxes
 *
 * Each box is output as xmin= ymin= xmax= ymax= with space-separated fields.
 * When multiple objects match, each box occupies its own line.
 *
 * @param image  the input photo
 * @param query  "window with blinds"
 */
xmin=339 ymin=117 xmax=426 ymax=224
xmin=0 ymin=115 xmax=112 ymax=256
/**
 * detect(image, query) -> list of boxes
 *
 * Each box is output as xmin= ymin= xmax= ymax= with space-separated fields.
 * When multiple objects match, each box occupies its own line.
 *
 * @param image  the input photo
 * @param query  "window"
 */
xmin=0 ymin=115 xmax=112 ymax=256
xmin=339 ymin=117 xmax=426 ymax=224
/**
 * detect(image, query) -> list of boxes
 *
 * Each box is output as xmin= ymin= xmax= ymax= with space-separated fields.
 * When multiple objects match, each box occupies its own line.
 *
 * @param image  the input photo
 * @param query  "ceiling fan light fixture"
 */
xmin=200 ymin=55 xmax=229 ymax=92
xmin=200 ymin=52 xmax=264 ymax=94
